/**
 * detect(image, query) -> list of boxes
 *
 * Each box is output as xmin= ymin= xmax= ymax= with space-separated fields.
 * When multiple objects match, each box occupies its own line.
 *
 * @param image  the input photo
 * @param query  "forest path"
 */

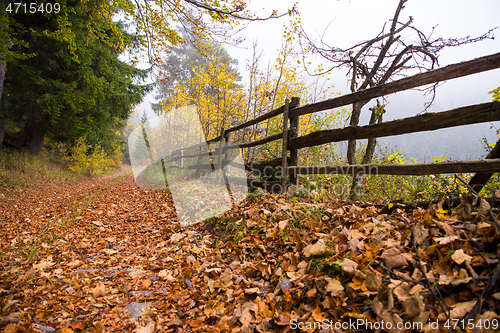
xmin=0 ymin=172 xmax=186 ymax=331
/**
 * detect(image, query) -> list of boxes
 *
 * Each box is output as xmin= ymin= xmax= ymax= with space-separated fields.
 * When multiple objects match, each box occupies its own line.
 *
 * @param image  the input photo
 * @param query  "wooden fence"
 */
xmin=166 ymin=52 xmax=500 ymax=193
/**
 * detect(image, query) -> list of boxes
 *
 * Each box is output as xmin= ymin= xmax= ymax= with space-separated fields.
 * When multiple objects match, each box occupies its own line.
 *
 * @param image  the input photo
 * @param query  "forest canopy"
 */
xmin=0 ymin=0 xmax=295 ymax=156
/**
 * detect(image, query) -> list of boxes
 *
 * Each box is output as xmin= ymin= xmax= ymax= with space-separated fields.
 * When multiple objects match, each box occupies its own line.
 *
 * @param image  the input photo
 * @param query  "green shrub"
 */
xmin=299 ymin=146 xmax=472 ymax=203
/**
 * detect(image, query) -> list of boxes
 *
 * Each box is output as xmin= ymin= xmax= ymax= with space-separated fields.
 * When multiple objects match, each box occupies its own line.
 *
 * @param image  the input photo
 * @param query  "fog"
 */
xmin=136 ymin=0 xmax=500 ymax=162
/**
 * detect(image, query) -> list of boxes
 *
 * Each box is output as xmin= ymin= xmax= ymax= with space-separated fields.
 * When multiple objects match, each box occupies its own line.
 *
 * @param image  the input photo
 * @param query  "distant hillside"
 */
xmin=378 ymin=122 xmax=497 ymax=162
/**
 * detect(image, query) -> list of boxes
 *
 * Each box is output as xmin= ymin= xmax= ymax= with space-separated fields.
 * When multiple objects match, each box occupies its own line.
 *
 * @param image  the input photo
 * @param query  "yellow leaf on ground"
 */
xmin=436 ymin=209 xmax=448 ymax=219
xmin=311 ymin=307 xmax=327 ymax=322
xmin=449 ymin=300 xmax=476 ymax=319
xmin=220 ymin=268 xmax=233 ymax=287
xmin=325 ymin=277 xmax=344 ymax=296
xmin=135 ymin=320 xmax=155 ymax=333
xmin=59 ymin=328 xmax=75 ymax=333
xmin=302 ymin=239 xmax=327 ymax=257
xmin=342 ymin=258 xmax=358 ymax=274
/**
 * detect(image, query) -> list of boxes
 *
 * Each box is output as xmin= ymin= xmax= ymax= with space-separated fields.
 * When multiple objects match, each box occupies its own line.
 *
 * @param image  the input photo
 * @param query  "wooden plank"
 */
xmin=170 ymin=141 xmax=205 ymax=155
xmin=281 ymin=99 xmax=290 ymax=191
xmin=289 ymin=159 xmax=500 ymax=176
xmin=224 ymin=132 xmax=283 ymax=150
xmin=170 ymin=54 xmax=500 ymax=156
xmin=207 ymin=135 xmax=222 ymax=143
xmin=170 ymin=137 xmax=222 ymax=155
xmin=247 ymin=158 xmax=283 ymax=170
xmin=172 ymin=129 xmax=283 ymax=156
xmin=225 ymin=132 xmax=232 ymax=162
xmin=170 ymin=133 xmax=284 ymax=160
xmin=170 ymin=97 xmax=299 ymax=155
xmin=168 ymin=152 xmax=208 ymax=161
xmin=289 ymin=98 xmax=300 ymax=185
xmin=289 ymin=101 xmax=500 ymax=150
xmin=187 ymin=160 xmax=246 ymax=171
xmin=290 ymin=52 xmax=500 ymax=118
xmin=161 ymin=158 xmax=169 ymax=189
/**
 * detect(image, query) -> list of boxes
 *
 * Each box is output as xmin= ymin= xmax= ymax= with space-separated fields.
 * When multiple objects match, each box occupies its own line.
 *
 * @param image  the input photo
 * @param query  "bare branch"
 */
xmin=184 ymin=0 xmax=298 ymax=21
xmin=298 ymin=0 xmax=497 ymax=200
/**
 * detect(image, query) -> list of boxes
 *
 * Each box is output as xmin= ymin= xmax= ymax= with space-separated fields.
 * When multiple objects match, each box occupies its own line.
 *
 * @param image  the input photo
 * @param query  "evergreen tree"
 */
xmin=4 ymin=0 xmax=150 ymax=154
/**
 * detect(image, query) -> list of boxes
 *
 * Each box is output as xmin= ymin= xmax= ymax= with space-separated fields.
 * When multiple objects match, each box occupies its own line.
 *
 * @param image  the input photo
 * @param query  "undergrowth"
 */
xmin=0 ymin=147 xmax=82 ymax=196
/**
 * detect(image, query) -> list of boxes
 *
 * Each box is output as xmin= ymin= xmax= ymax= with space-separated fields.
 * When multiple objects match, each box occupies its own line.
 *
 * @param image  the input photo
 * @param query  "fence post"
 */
xmin=281 ymin=99 xmax=290 ymax=193
xmin=289 ymin=97 xmax=300 ymax=185
xmin=217 ymin=127 xmax=226 ymax=171
xmin=224 ymin=131 xmax=232 ymax=163
xmin=161 ymin=158 xmax=169 ymax=189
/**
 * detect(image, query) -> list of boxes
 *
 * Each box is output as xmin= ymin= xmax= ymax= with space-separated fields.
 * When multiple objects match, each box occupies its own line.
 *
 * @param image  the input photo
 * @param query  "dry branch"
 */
xmin=289 ymin=52 xmax=500 ymax=118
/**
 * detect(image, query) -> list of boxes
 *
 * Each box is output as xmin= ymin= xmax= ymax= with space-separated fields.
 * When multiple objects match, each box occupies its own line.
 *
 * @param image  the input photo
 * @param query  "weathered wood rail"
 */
xmin=164 ymin=52 xmax=500 ymax=193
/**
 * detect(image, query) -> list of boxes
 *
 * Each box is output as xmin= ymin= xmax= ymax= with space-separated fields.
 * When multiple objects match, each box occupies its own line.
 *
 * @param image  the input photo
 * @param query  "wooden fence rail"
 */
xmin=290 ymin=101 xmax=500 ymax=150
xmin=289 ymin=159 xmax=500 ymax=176
xmin=159 ymin=52 xmax=500 ymax=192
xmin=289 ymin=52 xmax=500 ymax=118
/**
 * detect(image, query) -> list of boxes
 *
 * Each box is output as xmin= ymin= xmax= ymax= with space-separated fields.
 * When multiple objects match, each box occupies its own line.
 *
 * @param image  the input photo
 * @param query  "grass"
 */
xmin=0 ymin=147 xmax=83 ymax=197
xmin=0 ymin=145 xmax=130 ymax=198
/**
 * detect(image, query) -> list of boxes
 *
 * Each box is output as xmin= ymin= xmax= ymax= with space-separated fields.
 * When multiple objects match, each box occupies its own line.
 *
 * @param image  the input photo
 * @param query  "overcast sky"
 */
xmin=229 ymin=0 xmax=500 ymax=161
xmin=227 ymin=0 xmax=500 ymax=106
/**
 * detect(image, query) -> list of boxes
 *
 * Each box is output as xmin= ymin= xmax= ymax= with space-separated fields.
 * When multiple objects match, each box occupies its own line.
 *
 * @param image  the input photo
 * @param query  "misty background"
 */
xmin=133 ymin=0 xmax=500 ymax=163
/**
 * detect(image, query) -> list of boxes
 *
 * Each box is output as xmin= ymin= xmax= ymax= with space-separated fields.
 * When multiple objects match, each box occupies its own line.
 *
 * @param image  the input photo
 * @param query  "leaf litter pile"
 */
xmin=1 ymin=174 xmax=500 ymax=333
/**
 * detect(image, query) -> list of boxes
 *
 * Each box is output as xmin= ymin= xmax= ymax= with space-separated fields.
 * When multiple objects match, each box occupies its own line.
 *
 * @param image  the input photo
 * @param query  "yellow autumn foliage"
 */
xmin=159 ymin=55 xmax=246 ymax=140
xmin=64 ymin=137 xmax=120 ymax=176
xmin=157 ymin=18 xmax=348 ymax=166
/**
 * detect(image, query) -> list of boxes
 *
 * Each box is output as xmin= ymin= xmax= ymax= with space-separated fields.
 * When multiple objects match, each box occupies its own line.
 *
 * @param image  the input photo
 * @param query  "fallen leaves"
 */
xmin=1 ymin=173 xmax=500 ymax=332
xmin=451 ymin=248 xmax=473 ymax=265
xmin=381 ymin=247 xmax=409 ymax=269
xmin=92 ymin=283 xmax=107 ymax=298
xmin=302 ymin=238 xmax=328 ymax=257
xmin=324 ymin=277 xmax=344 ymax=296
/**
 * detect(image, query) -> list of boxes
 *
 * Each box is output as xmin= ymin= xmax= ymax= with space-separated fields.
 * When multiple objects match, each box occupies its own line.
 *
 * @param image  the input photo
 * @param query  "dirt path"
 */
xmin=0 ymin=173 xmax=181 ymax=331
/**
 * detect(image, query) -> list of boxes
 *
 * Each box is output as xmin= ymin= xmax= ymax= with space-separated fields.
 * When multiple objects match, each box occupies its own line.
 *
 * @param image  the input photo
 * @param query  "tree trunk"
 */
xmin=23 ymin=100 xmax=46 ymax=155
xmin=347 ymin=100 xmax=369 ymax=200
xmin=362 ymin=102 xmax=384 ymax=164
xmin=346 ymin=100 xmax=369 ymax=164
xmin=0 ymin=65 xmax=5 ymax=144
xmin=0 ymin=0 xmax=10 ymax=145
xmin=350 ymin=106 xmax=384 ymax=200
